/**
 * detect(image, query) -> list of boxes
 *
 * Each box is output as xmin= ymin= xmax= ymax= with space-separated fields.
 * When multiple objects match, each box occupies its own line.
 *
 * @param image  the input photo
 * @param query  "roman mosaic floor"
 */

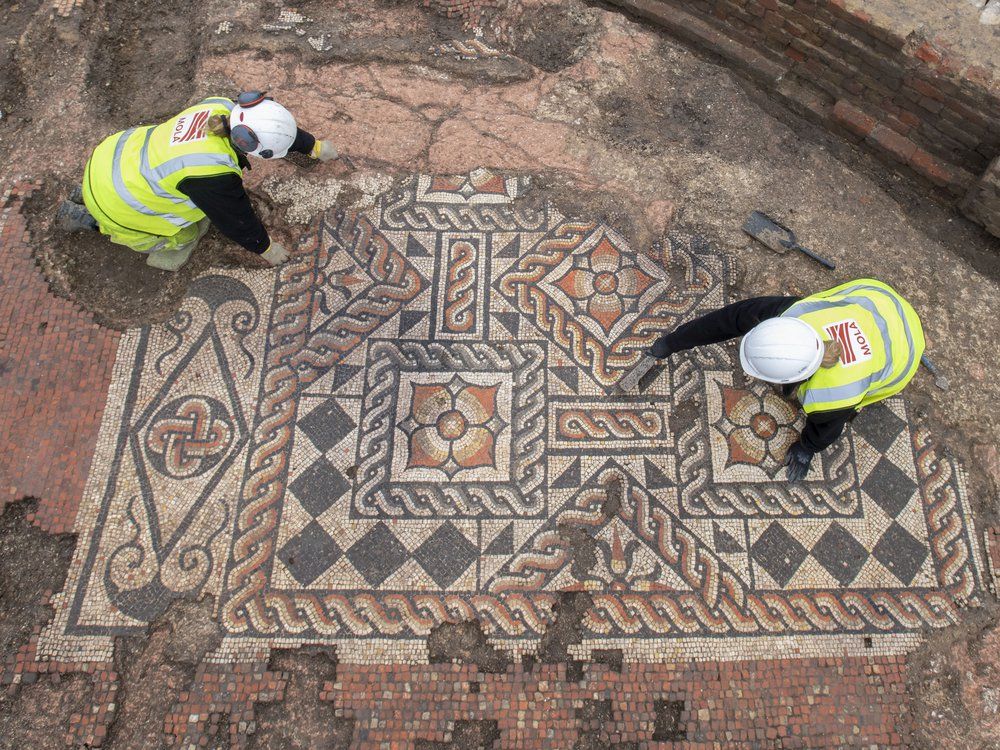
xmin=40 ymin=170 xmax=987 ymax=666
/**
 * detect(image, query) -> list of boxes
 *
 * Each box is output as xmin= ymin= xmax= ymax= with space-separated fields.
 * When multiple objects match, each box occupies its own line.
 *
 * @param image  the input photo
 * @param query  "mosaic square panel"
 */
xmin=354 ymin=339 xmax=544 ymax=517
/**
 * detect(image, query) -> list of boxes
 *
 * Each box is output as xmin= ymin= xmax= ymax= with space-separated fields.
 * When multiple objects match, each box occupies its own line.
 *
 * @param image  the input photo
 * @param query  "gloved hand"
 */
xmin=261 ymin=241 xmax=289 ymax=266
xmin=649 ymin=336 xmax=672 ymax=359
xmin=784 ymin=442 xmax=814 ymax=482
xmin=310 ymin=140 xmax=338 ymax=162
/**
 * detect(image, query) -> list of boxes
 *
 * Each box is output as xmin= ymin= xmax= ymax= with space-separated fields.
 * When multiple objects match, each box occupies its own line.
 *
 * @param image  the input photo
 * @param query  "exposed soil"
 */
xmin=512 ymin=4 xmax=597 ymax=72
xmin=0 ymin=499 xmax=74 ymax=660
xmin=0 ymin=673 xmax=96 ymax=750
xmin=415 ymin=720 xmax=502 ymax=750
xmin=427 ymin=620 xmax=512 ymax=674
xmin=0 ymin=0 xmax=42 ymax=120
xmin=251 ymin=647 xmax=354 ymax=750
xmin=105 ymin=599 xmax=223 ymax=750
xmin=0 ymin=499 xmax=79 ymax=749
xmin=86 ymin=0 xmax=202 ymax=126
xmin=574 ymin=698 xmax=639 ymax=750
xmin=906 ymin=603 xmax=1000 ymax=750
xmin=535 ymin=591 xmax=594 ymax=664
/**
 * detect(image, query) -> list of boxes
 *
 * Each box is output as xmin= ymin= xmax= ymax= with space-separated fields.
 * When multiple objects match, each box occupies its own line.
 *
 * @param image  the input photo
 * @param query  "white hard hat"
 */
xmin=739 ymin=317 xmax=824 ymax=384
xmin=230 ymin=94 xmax=297 ymax=159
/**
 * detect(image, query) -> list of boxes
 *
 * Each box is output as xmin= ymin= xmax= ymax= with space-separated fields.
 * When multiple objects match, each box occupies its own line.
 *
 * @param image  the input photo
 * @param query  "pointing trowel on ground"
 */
xmin=743 ymin=211 xmax=836 ymax=270
xmin=920 ymin=354 xmax=949 ymax=392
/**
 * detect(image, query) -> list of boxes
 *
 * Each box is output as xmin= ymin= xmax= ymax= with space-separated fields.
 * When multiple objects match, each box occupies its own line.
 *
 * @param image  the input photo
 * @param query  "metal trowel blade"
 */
xmin=742 ymin=211 xmax=794 ymax=255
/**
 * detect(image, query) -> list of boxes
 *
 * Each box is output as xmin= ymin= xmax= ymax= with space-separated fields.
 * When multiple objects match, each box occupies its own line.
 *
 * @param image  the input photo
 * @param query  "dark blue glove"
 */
xmin=784 ymin=442 xmax=814 ymax=482
xmin=649 ymin=337 xmax=672 ymax=359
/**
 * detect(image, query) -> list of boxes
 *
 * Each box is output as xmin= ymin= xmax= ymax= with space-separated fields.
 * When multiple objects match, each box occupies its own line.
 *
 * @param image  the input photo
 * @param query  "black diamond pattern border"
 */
xmin=750 ymin=522 xmax=809 ymax=588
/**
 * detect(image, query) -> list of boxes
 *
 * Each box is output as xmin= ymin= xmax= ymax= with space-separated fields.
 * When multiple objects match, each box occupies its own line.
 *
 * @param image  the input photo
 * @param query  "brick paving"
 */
xmin=0 ymin=184 xmax=119 ymax=534
xmin=329 ymin=658 xmax=908 ymax=748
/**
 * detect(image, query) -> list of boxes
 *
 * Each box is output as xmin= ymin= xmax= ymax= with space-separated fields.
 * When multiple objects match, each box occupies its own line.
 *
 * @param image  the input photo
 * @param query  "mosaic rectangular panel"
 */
xmin=41 ymin=169 xmax=987 ymax=666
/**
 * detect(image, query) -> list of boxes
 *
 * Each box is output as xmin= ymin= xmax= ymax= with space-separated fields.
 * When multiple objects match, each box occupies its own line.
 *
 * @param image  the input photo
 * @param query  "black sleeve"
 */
xmin=650 ymin=296 xmax=798 ymax=358
xmin=289 ymin=127 xmax=316 ymax=156
xmin=800 ymin=408 xmax=855 ymax=453
xmin=177 ymin=173 xmax=270 ymax=254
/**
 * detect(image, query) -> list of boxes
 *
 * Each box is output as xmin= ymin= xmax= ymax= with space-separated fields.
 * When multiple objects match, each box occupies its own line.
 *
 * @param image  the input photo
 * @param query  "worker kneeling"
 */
xmin=649 ymin=279 xmax=924 ymax=481
xmin=57 ymin=92 xmax=341 ymax=271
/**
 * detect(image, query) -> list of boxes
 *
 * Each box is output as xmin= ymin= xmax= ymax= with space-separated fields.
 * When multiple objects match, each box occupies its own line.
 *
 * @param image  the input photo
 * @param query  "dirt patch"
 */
xmin=0 ymin=0 xmax=42 ymax=120
xmin=512 ymin=4 xmax=597 ymax=72
xmin=0 ymin=498 xmax=80 ymax=749
xmin=26 ymin=181 xmax=278 ymax=330
xmin=0 ymin=498 xmax=75 ymax=661
xmin=590 ymin=649 xmax=624 ymax=672
xmin=86 ymin=0 xmax=202 ymax=126
xmin=670 ymin=397 xmax=702 ymax=434
xmin=104 ymin=598 xmax=223 ymax=750
xmin=536 ymin=591 xmax=593 ymax=664
xmin=0 ymin=673 xmax=96 ymax=750
xmin=905 ymin=604 xmax=1000 ymax=750
xmin=251 ymin=647 xmax=353 ymax=750
xmin=595 ymin=42 xmax=750 ymax=161
xmin=427 ymin=620 xmax=512 ymax=674
xmin=574 ymin=698 xmax=639 ymax=750
xmin=557 ymin=523 xmax=600 ymax=580
xmin=527 ymin=173 xmax=664 ymax=262
xmin=416 ymin=720 xmax=501 ymax=750
xmin=651 ymin=699 xmax=687 ymax=742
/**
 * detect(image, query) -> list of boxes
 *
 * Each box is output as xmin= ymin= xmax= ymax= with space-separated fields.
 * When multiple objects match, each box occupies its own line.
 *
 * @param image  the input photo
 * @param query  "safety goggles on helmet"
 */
xmin=230 ymin=91 xmax=276 ymax=158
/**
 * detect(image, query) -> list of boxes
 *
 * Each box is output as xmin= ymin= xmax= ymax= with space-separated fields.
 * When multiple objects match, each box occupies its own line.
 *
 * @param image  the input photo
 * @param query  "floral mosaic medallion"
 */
xmin=42 ymin=170 xmax=987 ymax=665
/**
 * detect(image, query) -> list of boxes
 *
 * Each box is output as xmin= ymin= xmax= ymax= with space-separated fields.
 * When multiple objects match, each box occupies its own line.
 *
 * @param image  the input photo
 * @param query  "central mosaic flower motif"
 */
xmin=717 ymin=385 xmax=799 ymax=471
xmin=397 ymin=375 xmax=508 ymax=478
xmin=552 ymin=236 xmax=657 ymax=335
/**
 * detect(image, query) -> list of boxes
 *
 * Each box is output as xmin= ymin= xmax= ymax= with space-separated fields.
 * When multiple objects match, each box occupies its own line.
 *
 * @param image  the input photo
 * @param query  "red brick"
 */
xmin=908 ymin=77 xmax=945 ymax=101
xmin=832 ymin=99 xmax=877 ymax=137
xmin=908 ymin=149 xmax=964 ymax=188
xmin=0 ymin=184 xmax=119 ymax=533
xmin=867 ymin=123 xmax=918 ymax=163
xmin=784 ymin=45 xmax=806 ymax=62
xmin=914 ymin=41 xmax=942 ymax=65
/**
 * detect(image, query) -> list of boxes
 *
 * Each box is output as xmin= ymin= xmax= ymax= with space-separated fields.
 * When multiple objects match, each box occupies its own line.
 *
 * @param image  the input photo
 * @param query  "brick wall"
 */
xmin=564 ymin=0 xmax=1000 ymax=238
xmin=963 ymin=156 xmax=1000 ymax=237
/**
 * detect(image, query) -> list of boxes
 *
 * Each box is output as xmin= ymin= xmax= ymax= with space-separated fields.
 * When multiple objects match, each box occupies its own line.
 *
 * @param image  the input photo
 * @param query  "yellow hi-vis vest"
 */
xmin=782 ymin=279 xmax=925 ymax=414
xmin=82 ymin=98 xmax=242 ymax=237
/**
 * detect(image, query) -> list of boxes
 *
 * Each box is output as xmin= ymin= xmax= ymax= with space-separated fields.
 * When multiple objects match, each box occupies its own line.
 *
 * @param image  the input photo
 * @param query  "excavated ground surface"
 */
xmin=0 ymin=0 xmax=998 ymax=748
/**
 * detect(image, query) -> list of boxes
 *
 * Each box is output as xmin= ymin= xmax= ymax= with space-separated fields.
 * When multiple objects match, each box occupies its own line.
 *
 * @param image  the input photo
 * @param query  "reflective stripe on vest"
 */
xmin=782 ymin=279 xmax=924 ymax=413
xmin=138 ymin=127 xmax=239 ymax=208
xmin=111 ymin=128 xmax=189 ymax=228
xmin=199 ymin=97 xmax=235 ymax=111
xmin=84 ymin=98 xmax=242 ymax=236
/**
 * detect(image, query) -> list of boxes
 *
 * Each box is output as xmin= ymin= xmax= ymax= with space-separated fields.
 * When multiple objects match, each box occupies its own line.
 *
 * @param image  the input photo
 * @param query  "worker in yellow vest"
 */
xmin=646 ymin=279 xmax=925 ymax=481
xmin=57 ymin=92 xmax=342 ymax=271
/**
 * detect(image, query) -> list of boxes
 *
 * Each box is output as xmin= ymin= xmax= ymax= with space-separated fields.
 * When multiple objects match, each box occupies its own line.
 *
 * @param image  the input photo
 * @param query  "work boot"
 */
xmin=146 ymin=242 xmax=197 ymax=272
xmin=145 ymin=219 xmax=210 ymax=272
xmin=68 ymin=185 xmax=84 ymax=204
xmin=56 ymin=200 xmax=98 ymax=232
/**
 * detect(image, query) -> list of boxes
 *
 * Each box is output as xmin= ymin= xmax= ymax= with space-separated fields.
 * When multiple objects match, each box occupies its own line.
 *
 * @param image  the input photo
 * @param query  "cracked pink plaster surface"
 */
xmin=428 ymin=112 xmax=579 ymax=173
xmin=202 ymin=50 xmax=595 ymax=177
